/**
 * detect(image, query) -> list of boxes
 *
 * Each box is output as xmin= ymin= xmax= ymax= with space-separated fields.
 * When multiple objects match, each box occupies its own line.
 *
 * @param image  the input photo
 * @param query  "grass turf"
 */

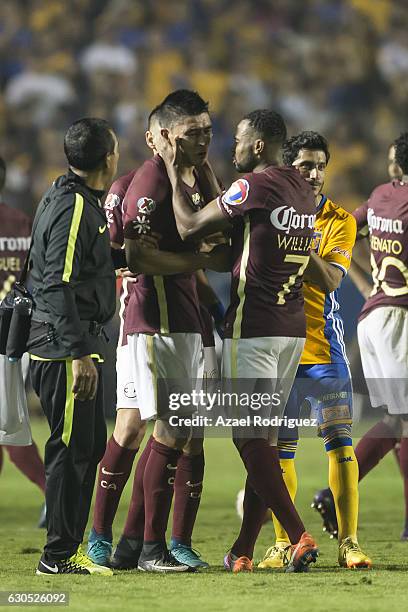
xmin=1 ymin=419 xmax=408 ymax=612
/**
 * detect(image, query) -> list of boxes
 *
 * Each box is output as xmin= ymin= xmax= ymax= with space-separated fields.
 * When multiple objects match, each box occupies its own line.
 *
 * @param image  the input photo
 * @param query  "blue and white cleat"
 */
xmin=170 ymin=540 xmax=209 ymax=569
xmin=87 ymin=528 xmax=113 ymax=567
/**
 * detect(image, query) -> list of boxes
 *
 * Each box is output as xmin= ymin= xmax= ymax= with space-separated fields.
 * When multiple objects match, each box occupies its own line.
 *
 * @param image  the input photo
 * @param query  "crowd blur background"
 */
xmin=1 ymin=0 xmax=405 ymax=414
xmin=1 ymin=0 xmax=407 ymax=216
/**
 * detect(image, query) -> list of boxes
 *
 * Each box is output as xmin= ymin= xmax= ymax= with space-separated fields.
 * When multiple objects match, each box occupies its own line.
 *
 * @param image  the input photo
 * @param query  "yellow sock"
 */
xmin=327 ymin=445 xmax=359 ymax=541
xmin=272 ymin=458 xmax=297 ymax=544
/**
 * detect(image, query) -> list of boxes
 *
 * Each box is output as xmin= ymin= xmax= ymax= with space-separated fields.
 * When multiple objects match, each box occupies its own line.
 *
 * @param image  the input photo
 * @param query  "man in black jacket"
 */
xmin=29 ymin=118 xmax=118 ymax=576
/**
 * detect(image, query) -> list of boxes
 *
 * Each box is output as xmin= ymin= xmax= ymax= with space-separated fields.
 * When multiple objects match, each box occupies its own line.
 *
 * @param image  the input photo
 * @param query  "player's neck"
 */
xmin=253 ymin=160 xmax=272 ymax=173
xmin=69 ymin=166 xmax=108 ymax=192
xmin=180 ymin=166 xmax=195 ymax=187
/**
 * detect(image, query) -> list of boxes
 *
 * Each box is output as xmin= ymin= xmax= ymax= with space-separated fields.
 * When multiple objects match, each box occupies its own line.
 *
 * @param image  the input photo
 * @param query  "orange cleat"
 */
xmin=286 ymin=532 xmax=319 ymax=573
xmin=224 ymin=553 xmax=253 ymax=573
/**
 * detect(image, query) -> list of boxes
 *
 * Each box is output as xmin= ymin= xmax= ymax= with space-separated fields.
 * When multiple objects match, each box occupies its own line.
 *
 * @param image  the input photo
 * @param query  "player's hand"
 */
xmin=72 ymin=355 xmax=98 ymax=401
xmin=205 ymin=244 xmax=232 ymax=272
xmin=157 ymin=136 xmax=183 ymax=172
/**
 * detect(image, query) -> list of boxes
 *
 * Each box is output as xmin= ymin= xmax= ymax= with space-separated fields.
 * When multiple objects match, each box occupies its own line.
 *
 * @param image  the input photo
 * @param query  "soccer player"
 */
xmin=314 ymin=134 xmax=408 ymax=542
xmin=158 ymin=109 xmax=319 ymax=573
xmin=88 ymin=101 xmax=224 ymax=571
xmin=0 ymin=156 xmax=46 ymax=527
xmin=256 ymin=131 xmax=372 ymax=570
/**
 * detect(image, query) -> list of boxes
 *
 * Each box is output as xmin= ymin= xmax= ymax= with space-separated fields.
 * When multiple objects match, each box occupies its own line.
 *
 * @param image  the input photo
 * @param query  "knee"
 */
xmin=114 ymin=409 xmax=145 ymax=449
xmin=383 ymin=413 xmax=402 ymax=437
xmin=154 ymin=420 xmax=191 ymax=450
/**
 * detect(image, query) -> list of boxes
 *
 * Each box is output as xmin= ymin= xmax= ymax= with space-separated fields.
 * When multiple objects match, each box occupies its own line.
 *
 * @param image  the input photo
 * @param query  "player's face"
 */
xmin=292 ymin=149 xmax=326 ymax=197
xmin=388 ymin=145 xmax=403 ymax=181
xmin=105 ymin=131 xmax=119 ymax=185
xmin=168 ymin=113 xmax=212 ymax=167
xmin=233 ymin=120 xmax=258 ymax=173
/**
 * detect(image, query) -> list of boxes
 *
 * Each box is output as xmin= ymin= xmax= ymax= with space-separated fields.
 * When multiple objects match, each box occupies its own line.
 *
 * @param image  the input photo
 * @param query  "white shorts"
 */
xmin=116 ymin=343 xmax=138 ymax=409
xmin=221 ymin=336 xmax=304 ymax=441
xmin=128 ymin=332 xmax=203 ymax=421
xmin=358 ymin=306 xmax=408 ymax=415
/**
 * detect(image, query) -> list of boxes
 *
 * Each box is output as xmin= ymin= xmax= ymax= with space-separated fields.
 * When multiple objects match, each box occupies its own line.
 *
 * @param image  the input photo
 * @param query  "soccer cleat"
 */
xmin=224 ymin=552 xmax=253 ymax=573
xmin=138 ymin=550 xmax=193 ymax=573
xmin=286 ymin=532 xmax=319 ymax=573
xmin=338 ymin=537 xmax=372 ymax=569
xmin=170 ymin=541 xmax=209 ymax=568
xmin=38 ymin=503 xmax=46 ymax=529
xmin=258 ymin=542 xmax=291 ymax=569
xmin=311 ymin=488 xmax=338 ymax=539
xmin=400 ymin=525 xmax=408 ymax=541
xmin=87 ymin=528 xmax=112 ymax=567
xmin=36 ymin=548 xmax=113 ymax=575
xmin=110 ymin=535 xmax=143 ymax=570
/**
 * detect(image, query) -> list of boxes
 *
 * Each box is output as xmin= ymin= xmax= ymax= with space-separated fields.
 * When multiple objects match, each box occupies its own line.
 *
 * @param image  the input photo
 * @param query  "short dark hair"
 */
xmin=64 ymin=118 xmax=115 ymax=171
xmin=243 ymin=110 xmax=287 ymax=144
xmin=148 ymin=104 xmax=162 ymax=129
xmin=158 ymin=89 xmax=209 ymax=127
xmin=0 ymin=156 xmax=5 ymax=191
xmin=395 ymin=132 xmax=408 ymax=174
xmin=283 ymin=131 xmax=330 ymax=166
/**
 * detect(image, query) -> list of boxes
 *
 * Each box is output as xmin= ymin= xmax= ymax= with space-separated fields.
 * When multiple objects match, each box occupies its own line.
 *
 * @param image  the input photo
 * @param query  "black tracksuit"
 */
xmin=28 ymin=170 xmax=116 ymax=560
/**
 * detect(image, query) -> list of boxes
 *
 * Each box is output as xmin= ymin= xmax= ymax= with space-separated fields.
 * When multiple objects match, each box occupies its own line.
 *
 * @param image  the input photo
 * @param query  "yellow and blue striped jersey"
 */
xmin=301 ymin=195 xmax=356 ymax=364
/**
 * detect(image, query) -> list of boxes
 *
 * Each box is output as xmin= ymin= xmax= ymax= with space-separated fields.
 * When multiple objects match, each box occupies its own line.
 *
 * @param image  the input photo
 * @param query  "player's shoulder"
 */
xmin=322 ymin=196 xmax=354 ymax=222
xmin=368 ymin=180 xmax=399 ymax=201
xmin=109 ymin=168 xmax=137 ymax=196
xmin=127 ymin=155 xmax=169 ymax=192
xmin=0 ymin=201 xmax=32 ymax=226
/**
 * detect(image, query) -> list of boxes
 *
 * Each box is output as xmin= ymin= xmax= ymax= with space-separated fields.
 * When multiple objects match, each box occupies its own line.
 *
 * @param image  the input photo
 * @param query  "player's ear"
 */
xmin=254 ymin=139 xmax=265 ymax=156
xmin=145 ymin=130 xmax=156 ymax=151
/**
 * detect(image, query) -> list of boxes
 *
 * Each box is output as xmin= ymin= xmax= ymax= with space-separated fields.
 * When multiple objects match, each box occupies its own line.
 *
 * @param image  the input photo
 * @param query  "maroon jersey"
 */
xmin=0 ymin=202 xmax=32 ymax=301
xmin=354 ymin=180 xmax=408 ymax=321
xmin=217 ymin=166 xmax=316 ymax=338
xmin=105 ymin=169 xmax=137 ymax=245
xmin=123 ymin=155 xmax=209 ymax=336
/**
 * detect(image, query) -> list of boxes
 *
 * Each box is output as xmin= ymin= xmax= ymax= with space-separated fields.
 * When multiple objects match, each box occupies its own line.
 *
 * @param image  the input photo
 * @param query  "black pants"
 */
xmin=30 ymin=359 xmax=106 ymax=560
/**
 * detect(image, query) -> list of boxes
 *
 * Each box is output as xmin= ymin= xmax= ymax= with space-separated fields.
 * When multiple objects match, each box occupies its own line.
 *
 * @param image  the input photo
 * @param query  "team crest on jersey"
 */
xmin=222 ymin=179 xmax=249 ymax=206
xmin=105 ymin=193 xmax=120 ymax=211
xmin=132 ymin=214 xmax=151 ymax=235
xmin=311 ymin=230 xmax=322 ymax=252
xmin=137 ymin=197 xmax=156 ymax=214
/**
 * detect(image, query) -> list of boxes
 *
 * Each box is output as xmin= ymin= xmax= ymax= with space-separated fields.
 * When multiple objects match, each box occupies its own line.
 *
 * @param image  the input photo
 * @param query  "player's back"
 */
xmin=0 ymin=201 xmax=32 ymax=300
xmin=357 ymin=179 xmax=408 ymax=320
xmin=218 ymin=165 xmax=316 ymax=339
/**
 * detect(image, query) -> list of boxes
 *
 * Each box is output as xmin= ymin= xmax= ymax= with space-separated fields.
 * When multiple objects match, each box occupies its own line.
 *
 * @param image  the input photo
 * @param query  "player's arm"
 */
xmin=303 ymin=252 xmax=344 ymax=293
xmin=196 ymin=160 xmax=223 ymax=201
xmin=304 ymin=213 xmax=357 ymax=293
xmin=125 ymin=239 xmax=231 ymax=275
xmin=158 ymin=137 xmax=230 ymax=240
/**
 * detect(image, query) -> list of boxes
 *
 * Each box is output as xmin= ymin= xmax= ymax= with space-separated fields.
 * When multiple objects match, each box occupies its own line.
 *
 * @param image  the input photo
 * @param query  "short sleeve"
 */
xmin=217 ymin=175 xmax=261 ymax=220
xmin=321 ymin=213 xmax=357 ymax=276
xmin=105 ymin=189 xmax=124 ymax=245
xmin=123 ymin=162 xmax=168 ymax=239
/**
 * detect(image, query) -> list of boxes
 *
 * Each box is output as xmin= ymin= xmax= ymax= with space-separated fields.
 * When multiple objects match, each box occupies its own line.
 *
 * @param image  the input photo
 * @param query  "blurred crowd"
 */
xmin=1 ymin=0 xmax=407 ymax=216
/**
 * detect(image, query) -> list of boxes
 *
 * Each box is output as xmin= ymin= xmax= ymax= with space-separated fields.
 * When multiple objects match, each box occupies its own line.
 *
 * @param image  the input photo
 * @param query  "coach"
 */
xmin=28 ymin=118 xmax=118 ymax=576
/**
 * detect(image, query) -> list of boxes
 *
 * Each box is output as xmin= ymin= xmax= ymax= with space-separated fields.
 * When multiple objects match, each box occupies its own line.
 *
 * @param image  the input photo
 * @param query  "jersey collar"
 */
xmin=316 ymin=193 xmax=327 ymax=213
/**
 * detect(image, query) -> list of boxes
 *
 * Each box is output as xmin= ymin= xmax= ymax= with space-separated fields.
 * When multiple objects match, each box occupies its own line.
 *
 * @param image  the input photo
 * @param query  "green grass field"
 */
xmin=1 ymin=419 xmax=408 ymax=612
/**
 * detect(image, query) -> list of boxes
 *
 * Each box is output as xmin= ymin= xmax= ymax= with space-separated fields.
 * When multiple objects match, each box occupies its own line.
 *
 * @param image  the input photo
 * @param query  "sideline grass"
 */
xmin=1 ymin=420 xmax=408 ymax=611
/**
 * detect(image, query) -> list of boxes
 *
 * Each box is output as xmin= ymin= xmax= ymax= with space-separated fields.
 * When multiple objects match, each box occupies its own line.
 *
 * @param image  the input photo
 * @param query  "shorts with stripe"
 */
xmin=279 ymin=362 xmax=353 ymax=442
xmin=29 ymin=358 xmax=106 ymax=559
xmin=221 ymin=336 xmax=304 ymax=442
xmin=128 ymin=332 xmax=203 ymax=421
